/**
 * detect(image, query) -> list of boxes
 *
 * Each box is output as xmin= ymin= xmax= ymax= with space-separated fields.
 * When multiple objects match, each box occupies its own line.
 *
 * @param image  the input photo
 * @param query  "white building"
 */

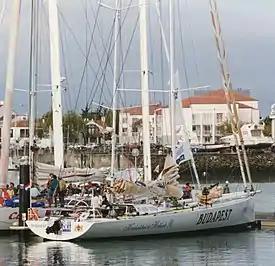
xmin=159 ymin=89 xmax=260 ymax=145
xmin=118 ymin=103 xmax=163 ymax=144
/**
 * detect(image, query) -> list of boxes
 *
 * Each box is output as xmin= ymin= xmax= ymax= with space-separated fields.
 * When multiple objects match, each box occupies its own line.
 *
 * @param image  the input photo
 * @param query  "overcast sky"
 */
xmin=0 ymin=0 xmax=275 ymax=117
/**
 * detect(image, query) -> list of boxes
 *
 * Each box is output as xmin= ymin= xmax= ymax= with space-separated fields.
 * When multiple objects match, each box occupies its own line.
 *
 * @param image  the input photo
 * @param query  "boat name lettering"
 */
xmin=196 ymin=209 xmax=232 ymax=225
xmin=30 ymin=223 xmax=47 ymax=228
xmin=124 ymin=219 xmax=174 ymax=231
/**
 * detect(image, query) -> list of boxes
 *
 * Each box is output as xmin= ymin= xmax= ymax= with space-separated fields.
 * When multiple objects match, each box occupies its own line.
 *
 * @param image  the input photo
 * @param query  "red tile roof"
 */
xmin=122 ymin=104 xmax=163 ymax=115
xmin=238 ymin=103 xmax=254 ymax=109
xmin=182 ymin=89 xmax=257 ymax=108
xmin=11 ymin=120 xmax=28 ymax=127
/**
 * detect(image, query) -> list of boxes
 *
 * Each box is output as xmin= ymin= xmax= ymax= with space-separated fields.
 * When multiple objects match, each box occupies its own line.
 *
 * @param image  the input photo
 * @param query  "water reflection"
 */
xmin=24 ymin=231 xmax=271 ymax=266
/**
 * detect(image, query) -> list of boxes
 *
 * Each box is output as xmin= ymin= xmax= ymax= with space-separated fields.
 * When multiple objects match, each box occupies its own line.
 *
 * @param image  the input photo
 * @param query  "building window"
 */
xmin=251 ymin=130 xmax=261 ymax=137
xmin=216 ymin=113 xmax=223 ymax=124
xmin=19 ymin=129 xmax=29 ymax=138
xmin=122 ymin=117 xmax=127 ymax=124
xmin=156 ymin=126 xmax=162 ymax=136
xmin=192 ymin=114 xmax=198 ymax=124
xmin=203 ymin=125 xmax=211 ymax=135
xmin=20 ymin=129 xmax=25 ymax=138
xmin=216 ymin=126 xmax=221 ymax=135
xmin=10 ymin=129 xmax=13 ymax=138
xmin=132 ymin=126 xmax=138 ymax=133
xmin=204 ymin=136 xmax=211 ymax=143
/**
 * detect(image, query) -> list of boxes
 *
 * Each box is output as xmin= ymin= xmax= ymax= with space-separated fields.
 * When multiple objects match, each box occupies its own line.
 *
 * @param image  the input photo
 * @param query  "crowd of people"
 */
xmin=45 ymin=173 xmax=112 ymax=208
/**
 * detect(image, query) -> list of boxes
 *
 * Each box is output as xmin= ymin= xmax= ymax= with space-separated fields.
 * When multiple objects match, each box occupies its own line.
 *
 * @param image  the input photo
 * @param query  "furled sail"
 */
xmin=112 ymin=155 xmax=182 ymax=198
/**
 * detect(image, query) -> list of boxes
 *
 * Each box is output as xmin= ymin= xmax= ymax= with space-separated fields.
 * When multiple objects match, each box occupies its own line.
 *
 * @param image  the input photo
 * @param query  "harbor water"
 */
xmin=0 ymin=183 xmax=275 ymax=265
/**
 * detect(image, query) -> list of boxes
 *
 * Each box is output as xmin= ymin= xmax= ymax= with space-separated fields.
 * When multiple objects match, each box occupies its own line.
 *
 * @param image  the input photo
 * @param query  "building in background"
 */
xmin=118 ymin=103 xmax=163 ymax=145
xmin=159 ymin=89 xmax=259 ymax=145
xmin=118 ymin=89 xmax=260 ymax=145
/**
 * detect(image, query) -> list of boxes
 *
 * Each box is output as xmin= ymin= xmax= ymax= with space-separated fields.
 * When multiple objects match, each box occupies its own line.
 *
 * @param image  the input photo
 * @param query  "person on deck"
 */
xmin=185 ymin=183 xmax=191 ymax=192
xmin=49 ymin=174 xmax=59 ymax=207
xmin=223 ymin=181 xmax=230 ymax=194
xmin=7 ymin=183 xmax=15 ymax=199
xmin=58 ymin=177 xmax=66 ymax=207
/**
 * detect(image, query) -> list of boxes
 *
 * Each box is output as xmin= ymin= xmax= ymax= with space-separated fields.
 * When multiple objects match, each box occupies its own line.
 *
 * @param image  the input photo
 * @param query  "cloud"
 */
xmin=0 ymin=0 xmax=274 ymax=116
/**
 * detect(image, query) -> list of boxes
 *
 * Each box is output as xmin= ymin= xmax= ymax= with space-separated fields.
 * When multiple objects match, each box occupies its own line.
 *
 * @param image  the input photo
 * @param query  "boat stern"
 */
xmin=26 ymin=219 xmax=93 ymax=241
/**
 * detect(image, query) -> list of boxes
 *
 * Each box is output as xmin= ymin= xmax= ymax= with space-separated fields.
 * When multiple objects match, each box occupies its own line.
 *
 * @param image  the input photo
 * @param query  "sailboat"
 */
xmin=26 ymin=0 xmax=259 ymax=241
xmin=0 ymin=0 xmax=66 ymax=230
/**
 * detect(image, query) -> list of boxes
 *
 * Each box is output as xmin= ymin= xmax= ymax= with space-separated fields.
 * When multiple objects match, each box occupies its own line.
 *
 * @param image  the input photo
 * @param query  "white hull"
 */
xmin=0 ymin=207 xmax=49 ymax=231
xmin=27 ymin=196 xmax=255 ymax=241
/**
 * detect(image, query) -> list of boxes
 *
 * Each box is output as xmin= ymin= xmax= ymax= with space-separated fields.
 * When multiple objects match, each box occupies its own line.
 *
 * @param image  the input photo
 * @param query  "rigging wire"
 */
xmin=0 ymin=0 xmax=6 ymax=25
xmin=57 ymin=10 xmax=102 ymax=91
xmin=60 ymin=20 xmax=72 ymax=110
xmin=86 ymin=0 xmax=136 ymax=109
xmin=86 ymin=17 xmax=115 ymax=109
xmin=74 ymin=2 xmax=102 ymax=110
xmin=184 ymin=0 xmax=201 ymax=86
xmin=79 ymin=0 xmax=116 ymax=110
xmin=115 ymin=12 xmax=140 ymax=109
xmin=88 ymin=0 xmax=115 ymax=77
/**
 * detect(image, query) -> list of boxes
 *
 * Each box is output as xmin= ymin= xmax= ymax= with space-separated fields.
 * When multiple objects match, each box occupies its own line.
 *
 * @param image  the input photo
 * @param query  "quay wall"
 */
xmin=33 ymin=151 xmax=275 ymax=183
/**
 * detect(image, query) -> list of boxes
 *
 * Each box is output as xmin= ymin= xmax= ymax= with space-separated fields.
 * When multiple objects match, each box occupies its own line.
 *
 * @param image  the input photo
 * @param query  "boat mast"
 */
xmin=48 ymin=0 xmax=64 ymax=169
xmin=28 ymin=0 xmax=39 ymax=186
xmin=155 ymin=0 xmax=201 ymax=188
xmin=169 ymin=0 xmax=176 ymax=160
xmin=0 ymin=1 xmax=21 ymax=188
xmin=110 ymin=0 xmax=121 ymax=180
xmin=209 ymin=0 xmax=252 ymax=191
xmin=139 ymin=0 xmax=152 ymax=182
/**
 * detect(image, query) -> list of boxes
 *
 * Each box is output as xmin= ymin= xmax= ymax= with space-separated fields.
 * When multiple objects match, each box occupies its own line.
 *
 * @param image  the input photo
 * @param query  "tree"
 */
xmin=36 ymin=106 xmax=114 ymax=143
xmin=218 ymin=120 xmax=232 ymax=136
xmin=36 ymin=111 xmax=53 ymax=138
xmin=218 ymin=119 xmax=244 ymax=136
xmin=263 ymin=116 xmax=272 ymax=136
xmin=63 ymin=111 xmax=86 ymax=143
xmin=36 ymin=110 xmax=85 ymax=143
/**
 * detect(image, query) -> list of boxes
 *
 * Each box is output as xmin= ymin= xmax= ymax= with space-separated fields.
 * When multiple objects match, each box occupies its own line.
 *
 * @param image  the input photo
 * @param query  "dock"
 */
xmin=255 ymin=212 xmax=275 ymax=228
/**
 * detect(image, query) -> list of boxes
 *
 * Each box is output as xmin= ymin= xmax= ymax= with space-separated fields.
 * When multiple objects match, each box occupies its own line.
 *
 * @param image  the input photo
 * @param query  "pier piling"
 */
xmin=19 ymin=164 xmax=30 ymax=227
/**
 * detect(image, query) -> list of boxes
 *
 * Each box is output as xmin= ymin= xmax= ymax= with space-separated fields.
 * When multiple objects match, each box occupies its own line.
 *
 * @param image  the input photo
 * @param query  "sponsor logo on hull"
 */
xmin=62 ymin=221 xmax=72 ymax=232
xmin=196 ymin=209 xmax=233 ymax=225
xmin=9 ymin=210 xmax=47 ymax=220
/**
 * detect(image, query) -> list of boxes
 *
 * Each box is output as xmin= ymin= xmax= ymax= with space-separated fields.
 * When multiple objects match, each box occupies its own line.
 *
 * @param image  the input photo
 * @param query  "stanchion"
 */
xmin=19 ymin=164 xmax=30 ymax=227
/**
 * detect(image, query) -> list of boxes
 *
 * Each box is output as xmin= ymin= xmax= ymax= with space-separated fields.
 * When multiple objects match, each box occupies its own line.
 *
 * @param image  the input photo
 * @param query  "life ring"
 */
xmin=28 ymin=208 xmax=39 ymax=221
